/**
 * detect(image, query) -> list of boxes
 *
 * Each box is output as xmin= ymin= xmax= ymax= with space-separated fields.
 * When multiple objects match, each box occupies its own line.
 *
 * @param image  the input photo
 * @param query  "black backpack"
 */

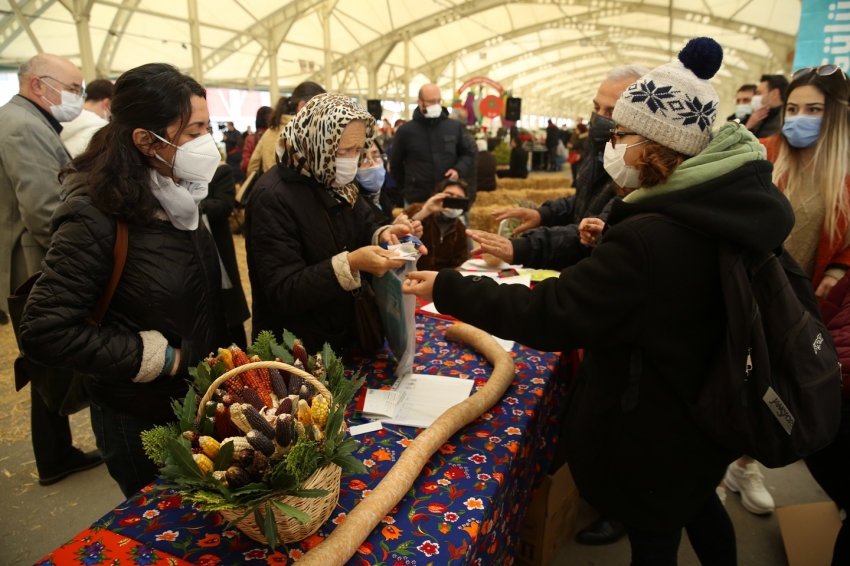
xmin=623 ymin=214 xmax=843 ymax=468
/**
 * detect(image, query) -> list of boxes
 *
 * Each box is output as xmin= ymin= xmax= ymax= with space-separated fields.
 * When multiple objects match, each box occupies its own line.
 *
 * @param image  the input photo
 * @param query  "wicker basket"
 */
xmin=195 ymin=360 xmax=343 ymax=545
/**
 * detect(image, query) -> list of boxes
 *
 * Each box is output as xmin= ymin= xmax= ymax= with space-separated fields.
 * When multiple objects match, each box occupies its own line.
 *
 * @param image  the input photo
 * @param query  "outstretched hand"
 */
xmin=468 ymin=230 xmax=514 ymax=264
xmin=402 ymin=271 xmax=438 ymax=303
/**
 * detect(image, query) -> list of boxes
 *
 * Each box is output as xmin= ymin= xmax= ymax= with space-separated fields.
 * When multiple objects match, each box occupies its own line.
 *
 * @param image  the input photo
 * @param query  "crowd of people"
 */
xmin=1 ymin=33 xmax=848 ymax=564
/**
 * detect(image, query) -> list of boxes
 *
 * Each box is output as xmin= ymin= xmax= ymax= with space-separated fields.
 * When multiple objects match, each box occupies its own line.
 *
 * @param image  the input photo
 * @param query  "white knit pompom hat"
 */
xmin=612 ymin=37 xmax=723 ymax=156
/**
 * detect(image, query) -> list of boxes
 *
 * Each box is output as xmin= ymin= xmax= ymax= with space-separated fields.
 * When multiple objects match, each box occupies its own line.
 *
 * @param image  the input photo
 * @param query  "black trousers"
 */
xmin=627 ymin=493 xmax=737 ymax=566
xmin=805 ymin=399 xmax=850 ymax=566
xmin=31 ymin=385 xmax=74 ymax=476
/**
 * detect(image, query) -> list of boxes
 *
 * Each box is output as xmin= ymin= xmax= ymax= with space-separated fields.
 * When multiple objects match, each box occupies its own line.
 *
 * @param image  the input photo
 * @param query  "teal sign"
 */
xmin=794 ymin=0 xmax=850 ymax=71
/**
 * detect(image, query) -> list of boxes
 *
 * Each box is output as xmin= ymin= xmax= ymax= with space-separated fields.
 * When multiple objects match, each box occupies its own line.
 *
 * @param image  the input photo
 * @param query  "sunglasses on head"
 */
xmin=792 ymin=64 xmax=847 ymax=81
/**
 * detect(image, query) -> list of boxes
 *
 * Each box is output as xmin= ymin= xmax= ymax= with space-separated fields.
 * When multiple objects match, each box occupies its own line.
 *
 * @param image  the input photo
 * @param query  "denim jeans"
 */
xmin=89 ymin=400 xmax=171 ymax=498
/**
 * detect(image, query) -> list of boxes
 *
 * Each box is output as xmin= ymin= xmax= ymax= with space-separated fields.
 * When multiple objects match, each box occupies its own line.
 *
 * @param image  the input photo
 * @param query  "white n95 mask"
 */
xmin=603 ymin=140 xmax=649 ymax=190
xmin=151 ymin=132 xmax=220 ymax=184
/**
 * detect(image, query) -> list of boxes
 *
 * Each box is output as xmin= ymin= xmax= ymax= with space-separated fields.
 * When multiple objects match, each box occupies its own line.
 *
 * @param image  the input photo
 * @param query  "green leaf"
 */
xmin=210 ymin=360 xmax=227 ymax=380
xmin=335 ymin=439 xmax=358 ymax=457
xmin=253 ymin=505 xmax=266 ymax=537
xmin=167 ymin=438 xmax=206 ymax=481
xmin=199 ymin=402 xmax=216 ymax=436
xmin=187 ymin=366 xmax=198 ymax=380
xmin=282 ymin=329 xmax=296 ymax=350
xmin=232 ymin=482 xmax=268 ymax=495
xmin=270 ymin=343 xmax=294 ymax=365
xmin=289 ymin=489 xmax=329 ymax=498
xmin=214 ymin=439 xmax=234 ymax=471
xmin=195 ymin=362 xmax=211 ymax=393
xmin=271 ymin=500 xmax=311 ymax=524
xmin=159 ymin=464 xmax=203 ymax=482
xmin=210 ymin=475 xmax=235 ymax=502
xmin=224 ymin=506 xmax=254 ymax=530
xmin=263 ymin=502 xmax=278 ymax=549
xmin=333 ymin=455 xmax=368 ymax=475
xmin=179 ymin=389 xmax=198 ymax=433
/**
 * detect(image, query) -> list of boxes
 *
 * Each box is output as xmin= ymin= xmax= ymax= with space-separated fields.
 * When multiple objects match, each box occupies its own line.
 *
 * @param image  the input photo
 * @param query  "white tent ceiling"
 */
xmin=0 ymin=0 xmax=799 ymax=118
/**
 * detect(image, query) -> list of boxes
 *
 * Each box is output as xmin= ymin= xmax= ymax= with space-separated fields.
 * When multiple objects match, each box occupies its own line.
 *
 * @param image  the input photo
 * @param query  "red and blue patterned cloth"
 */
xmin=37 ymin=316 xmax=567 ymax=566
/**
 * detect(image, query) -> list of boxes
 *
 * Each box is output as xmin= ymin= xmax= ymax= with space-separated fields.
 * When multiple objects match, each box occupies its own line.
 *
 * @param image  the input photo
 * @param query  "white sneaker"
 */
xmin=725 ymin=462 xmax=775 ymax=514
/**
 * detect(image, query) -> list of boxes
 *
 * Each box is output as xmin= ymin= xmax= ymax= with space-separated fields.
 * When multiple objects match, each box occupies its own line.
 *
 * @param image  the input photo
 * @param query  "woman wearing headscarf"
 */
xmin=404 ymin=38 xmax=795 ymax=564
xmin=245 ymin=94 xmax=421 ymax=352
xmin=246 ymin=81 xmax=325 ymax=176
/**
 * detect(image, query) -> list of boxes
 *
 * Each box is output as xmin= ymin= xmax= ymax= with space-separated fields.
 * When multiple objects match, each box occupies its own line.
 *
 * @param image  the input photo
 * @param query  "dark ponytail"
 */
xmin=269 ymin=80 xmax=326 ymax=127
xmin=61 ymin=63 xmax=206 ymax=225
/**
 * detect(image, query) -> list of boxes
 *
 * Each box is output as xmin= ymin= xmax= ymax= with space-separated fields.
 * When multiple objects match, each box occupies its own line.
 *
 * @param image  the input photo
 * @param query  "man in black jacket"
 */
xmin=471 ymin=65 xmax=649 ymax=271
xmin=496 ymin=136 xmax=528 ymax=179
xmin=545 ymin=119 xmax=560 ymax=171
xmin=745 ymin=74 xmax=788 ymax=138
xmin=389 ymin=84 xmax=477 ymax=206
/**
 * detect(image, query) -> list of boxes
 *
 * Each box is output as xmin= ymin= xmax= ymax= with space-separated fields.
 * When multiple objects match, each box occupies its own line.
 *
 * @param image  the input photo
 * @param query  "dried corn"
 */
xmin=246 ymin=430 xmax=275 ymax=457
xmin=221 ymin=436 xmax=252 ymax=453
xmin=275 ymin=397 xmax=293 ymax=416
xmin=270 ymin=368 xmax=288 ymax=399
xmin=193 ymin=453 xmax=214 ymax=475
xmin=241 ymin=387 xmax=265 ymax=412
xmin=229 ymin=403 xmax=253 ymax=434
xmin=311 ymin=395 xmax=329 ymax=429
xmin=292 ymin=338 xmax=309 ymax=368
xmin=243 ymin=404 xmax=276 ymax=439
xmin=198 ymin=436 xmax=220 ymax=460
xmin=296 ymin=399 xmax=313 ymax=426
xmin=214 ymin=403 xmax=242 ymax=440
xmin=217 ymin=348 xmax=235 ymax=371
xmin=275 ymin=414 xmax=292 ymax=447
xmin=248 ymin=355 xmax=274 ymax=408
xmin=212 ymin=470 xmax=228 ymax=486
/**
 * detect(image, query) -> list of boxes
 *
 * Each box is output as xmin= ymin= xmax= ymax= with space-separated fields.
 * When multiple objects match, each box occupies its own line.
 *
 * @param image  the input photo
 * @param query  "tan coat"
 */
xmin=0 ymin=95 xmax=71 ymax=311
xmin=246 ymin=115 xmax=293 ymax=175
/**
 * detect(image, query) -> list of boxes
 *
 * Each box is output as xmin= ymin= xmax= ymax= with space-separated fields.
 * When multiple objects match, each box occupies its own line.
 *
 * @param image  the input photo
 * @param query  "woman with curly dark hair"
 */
xmin=20 ymin=63 xmax=228 ymax=497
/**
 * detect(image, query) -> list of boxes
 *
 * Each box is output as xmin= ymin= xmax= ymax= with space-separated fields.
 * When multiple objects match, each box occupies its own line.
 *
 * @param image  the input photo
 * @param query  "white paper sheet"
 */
xmin=461 ymin=258 xmax=523 ymax=271
xmin=365 ymin=374 xmax=475 ymax=428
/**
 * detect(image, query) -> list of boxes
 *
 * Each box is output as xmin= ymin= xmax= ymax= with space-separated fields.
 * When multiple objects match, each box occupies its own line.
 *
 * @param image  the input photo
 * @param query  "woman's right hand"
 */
xmin=579 ymin=217 xmax=605 ymax=247
xmin=348 ymin=246 xmax=406 ymax=277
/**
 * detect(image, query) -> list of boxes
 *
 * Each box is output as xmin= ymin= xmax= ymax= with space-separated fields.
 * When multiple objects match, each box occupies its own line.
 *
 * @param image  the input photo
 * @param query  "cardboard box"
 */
xmin=515 ymin=462 xmax=579 ymax=566
xmin=776 ymin=502 xmax=843 ymax=566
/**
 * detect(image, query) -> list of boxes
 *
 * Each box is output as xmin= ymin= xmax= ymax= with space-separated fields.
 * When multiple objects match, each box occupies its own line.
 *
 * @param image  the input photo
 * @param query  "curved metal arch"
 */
xmin=200 ymin=0 xmax=325 ymax=75
xmin=360 ymin=0 xmax=791 ymax=101
xmin=95 ymin=0 xmax=140 ymax=77
xmin=0 ymin=0 xmax=56 ymax=54
xmin=445 ymin=24 xmax=764 ymax=92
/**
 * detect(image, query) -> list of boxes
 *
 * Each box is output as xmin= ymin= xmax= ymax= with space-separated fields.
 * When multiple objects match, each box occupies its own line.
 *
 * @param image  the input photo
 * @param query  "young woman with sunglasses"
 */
xmin=758 ymin=63 xmax=850 ymax=565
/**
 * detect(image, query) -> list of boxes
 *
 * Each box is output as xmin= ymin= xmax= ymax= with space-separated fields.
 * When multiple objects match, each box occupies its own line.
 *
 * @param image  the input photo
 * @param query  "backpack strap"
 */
xmin=85 ymin=219 xmax=128 ymax=326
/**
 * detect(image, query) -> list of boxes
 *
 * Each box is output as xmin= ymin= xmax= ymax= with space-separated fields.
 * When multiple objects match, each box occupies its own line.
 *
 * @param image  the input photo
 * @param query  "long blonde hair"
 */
xmin=772 ymin=70 xmax=850 ymax=245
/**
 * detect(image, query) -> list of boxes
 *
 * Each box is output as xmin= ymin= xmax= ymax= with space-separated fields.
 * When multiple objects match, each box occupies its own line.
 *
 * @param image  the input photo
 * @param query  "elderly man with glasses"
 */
xmin=0 ymin=53 xmax=103 ymax=486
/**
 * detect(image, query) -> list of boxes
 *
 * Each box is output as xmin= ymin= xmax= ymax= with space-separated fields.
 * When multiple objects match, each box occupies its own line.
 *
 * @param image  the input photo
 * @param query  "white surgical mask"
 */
xmin=41 ymin=80 xmax=84 ymax=122
xmin=734 ymin=104 xmax=753 ymax=120
xmin=356 ymin=164 xmax=386 ymax=193
xmin=750 ymin=95 xmax=764 ymax=112
xmin=332 ymin=157 xmax=359 ymax=187
xmin=423 ymin=104 xmax=443 ymax=119
xmin=603 ymin=140 xmax=649 ymax=189
xmin=150 ymin=132 xmax=220 ymax=184
xmin=441 ymin=208 xmax=464 ymax=219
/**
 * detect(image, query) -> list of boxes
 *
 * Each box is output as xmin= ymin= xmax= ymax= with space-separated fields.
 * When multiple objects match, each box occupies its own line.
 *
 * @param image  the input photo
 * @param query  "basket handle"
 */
xmin=196 ymin=361 xmax=333 ymax=421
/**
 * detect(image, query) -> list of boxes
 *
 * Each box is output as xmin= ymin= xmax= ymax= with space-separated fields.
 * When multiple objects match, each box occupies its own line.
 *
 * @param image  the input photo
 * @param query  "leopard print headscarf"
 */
xmin=280 ymin=93 xmax=376 ymax=208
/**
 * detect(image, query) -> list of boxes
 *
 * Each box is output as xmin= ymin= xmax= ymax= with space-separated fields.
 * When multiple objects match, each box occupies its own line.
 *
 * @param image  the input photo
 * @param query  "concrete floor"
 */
xmin=551 ymin=460 xmax=834 ymax=566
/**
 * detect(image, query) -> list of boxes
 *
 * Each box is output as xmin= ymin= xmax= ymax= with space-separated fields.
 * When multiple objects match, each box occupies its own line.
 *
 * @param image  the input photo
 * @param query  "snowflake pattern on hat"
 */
xmin=625 ymin=81 xmax=716 ymax=132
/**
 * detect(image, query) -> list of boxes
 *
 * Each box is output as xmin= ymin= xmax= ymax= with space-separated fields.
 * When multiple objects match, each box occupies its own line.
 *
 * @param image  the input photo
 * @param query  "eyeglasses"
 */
xmin=39 ymin=76 xmax=85 ymax=100
xmin=360 ymin=153 xmax=387 ymax=167
xmin=792 ymin=65 xmax=847 ymax=81
xmin=609 ymin=129 xmax=640 ymax=148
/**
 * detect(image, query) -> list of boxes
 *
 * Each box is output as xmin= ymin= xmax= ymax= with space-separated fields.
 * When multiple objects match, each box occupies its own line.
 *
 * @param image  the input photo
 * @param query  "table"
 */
xmin=36 ymin=316 xmax=567 ymax=566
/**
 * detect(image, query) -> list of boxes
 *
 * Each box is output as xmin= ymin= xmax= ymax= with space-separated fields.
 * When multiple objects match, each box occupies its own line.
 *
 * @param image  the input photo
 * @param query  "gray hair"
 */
xmin=607 ymin=64 xmax=651 ymax=82
xmin=17 ymin=54 xmax=51 ymax=81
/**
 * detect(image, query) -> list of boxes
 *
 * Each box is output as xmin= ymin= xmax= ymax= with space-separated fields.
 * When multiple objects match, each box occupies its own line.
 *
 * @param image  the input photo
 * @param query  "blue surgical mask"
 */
xmin=355 ymin=164 xmax=385 ymax=193
xmin=782 ymin=115 xmax=823 ymax=149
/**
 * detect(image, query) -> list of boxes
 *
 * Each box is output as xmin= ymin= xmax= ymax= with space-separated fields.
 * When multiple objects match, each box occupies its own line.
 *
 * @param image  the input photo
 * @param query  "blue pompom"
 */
xmin=678 ymin=37 xmax=723 ymax=80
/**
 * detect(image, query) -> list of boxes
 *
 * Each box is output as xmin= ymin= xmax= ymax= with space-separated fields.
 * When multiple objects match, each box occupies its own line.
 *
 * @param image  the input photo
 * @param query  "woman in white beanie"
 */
xmin=404 ymin=38 xmax=796 ymax=564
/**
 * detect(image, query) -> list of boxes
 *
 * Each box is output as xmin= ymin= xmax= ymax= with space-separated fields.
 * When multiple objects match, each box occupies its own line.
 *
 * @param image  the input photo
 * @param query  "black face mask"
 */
xmin=588 ymin=112 xmax=616 ymax=151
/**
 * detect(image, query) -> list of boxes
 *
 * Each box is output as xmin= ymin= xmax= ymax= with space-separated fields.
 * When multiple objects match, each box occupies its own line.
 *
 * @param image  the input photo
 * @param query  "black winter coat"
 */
xmin=246 ymin=165 xmax=385 ymax=352
xmin=513 ymin=145 xmax=617 ymax=269
xmin=433 ymin=160 xmax=794 ymax=531
xmin=200 ymin=165 xmax=250 ymax=329
xmin=389 ymin=107 xmax=477 ymax=204
xmin=507 ymin=146 xmax=528 ymax=179
xmin=19 ymin=176 xmax=228 ymax=421
xmin=476 ymin=151 xmax=497 ymax=192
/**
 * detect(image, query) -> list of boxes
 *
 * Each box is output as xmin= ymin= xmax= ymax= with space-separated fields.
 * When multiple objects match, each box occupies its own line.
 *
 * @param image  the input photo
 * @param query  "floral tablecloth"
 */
xmin=36 ymin=316 xmax=568 ymax=566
